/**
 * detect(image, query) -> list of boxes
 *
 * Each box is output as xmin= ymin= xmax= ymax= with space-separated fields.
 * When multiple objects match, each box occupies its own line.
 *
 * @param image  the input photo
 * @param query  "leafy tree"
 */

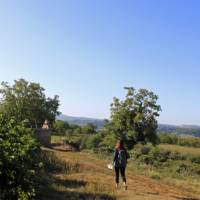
xmin=84 ymin=134 xmax=102 ymax=149
xmin=53 ymin=120 xmax=69 ymax=135
xmin=159 ymin=133 xmax=178 ymax=144
xmin=82 ymin=123 xmax=97 ymax=134
xmin=107 ymin=87 xmax=161 ymax=149
xmin=0 ymin=115 xmax=40 ymax=200
xmin=0 ymin=79 xmax=60 ymax=127
xmin=66 ymin=124 xmax=82 ymax=135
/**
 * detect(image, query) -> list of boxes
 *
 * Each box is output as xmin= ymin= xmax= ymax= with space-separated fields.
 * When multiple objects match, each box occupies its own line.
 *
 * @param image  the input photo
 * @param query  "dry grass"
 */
xmin=36 ymin=147 xmax=200 ymax=200
xmin=160 ymin=144 xmax=200 ymax=156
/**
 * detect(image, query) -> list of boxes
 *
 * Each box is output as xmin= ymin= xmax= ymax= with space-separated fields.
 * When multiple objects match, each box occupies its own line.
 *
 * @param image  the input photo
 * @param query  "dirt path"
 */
xmin=42 ymin=148 xmax=200 ymax=200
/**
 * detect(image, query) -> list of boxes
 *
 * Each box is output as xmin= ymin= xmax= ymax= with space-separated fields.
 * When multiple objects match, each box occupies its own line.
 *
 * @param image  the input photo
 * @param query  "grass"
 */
xmin=160 ymin=144 xmax=200 ymax=156
xmin=36 ymin=148 xmax=116 ymax=200
xmin=51 ymin=135 xmax=66 ymax=143
xmin=35 ymin=144 xmax=200 ymax=200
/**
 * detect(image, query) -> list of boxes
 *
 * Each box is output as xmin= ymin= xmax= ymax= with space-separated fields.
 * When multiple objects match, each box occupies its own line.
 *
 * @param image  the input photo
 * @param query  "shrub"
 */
xmin=159 ymin=133 xmax=178 ymax=144
xmin=138 ymin=154 xmax=154 ymax=165
xmin=150 ymin=147 xmax=170 ymax=163
xmin=100 ymin=134 xmax=116 ymax=150
xmin=132 ymin=144 xmax=186 ymax=167
xmin=159 ymin=133 xmax=200 ymax=148
xmin=169 ymin=151 xmax=186 ymax=161
xmin=189 ymin=156 xmax=200 ymax=164
xmin=0 ymin=116 xmax=40 ymax=200
xmin=84 ymin=134 xmax=102 ymax=149
xmin=130 ymin=143 xmax=153 ymax=160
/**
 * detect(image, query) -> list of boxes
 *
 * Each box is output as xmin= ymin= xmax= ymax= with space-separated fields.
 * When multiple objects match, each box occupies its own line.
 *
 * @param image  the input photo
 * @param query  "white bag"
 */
xmin=107 ymin=163 xmax=113 ymax=170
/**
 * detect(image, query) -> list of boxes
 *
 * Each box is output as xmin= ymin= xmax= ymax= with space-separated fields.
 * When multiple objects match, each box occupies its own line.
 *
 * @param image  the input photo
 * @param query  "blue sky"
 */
xmin=0 ymin=0 xmax=200 ymax=125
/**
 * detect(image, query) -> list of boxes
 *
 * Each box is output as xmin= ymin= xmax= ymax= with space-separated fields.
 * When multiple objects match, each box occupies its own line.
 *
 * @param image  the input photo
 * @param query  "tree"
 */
xmin=0 ymin=115 xmax=40 ymax=199
xmin=0 ymin=79 xmax=60 ymax=127
xmin=107 ymin=87 xmax=161 ymax=149
xmin=53 ymin=120 xmax=69 ymax=135
xmin=82 ymin=123 xmax=97 ymax=134
xmin=67 ymin=124 xmax=82 ymax=135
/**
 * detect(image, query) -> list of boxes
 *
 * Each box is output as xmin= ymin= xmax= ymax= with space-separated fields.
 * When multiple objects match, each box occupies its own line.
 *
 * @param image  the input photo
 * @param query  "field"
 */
xmin=160 ymin=144 xmax=200 ymax=156
xmin=37 ymin=142 xmax=200 ymax=200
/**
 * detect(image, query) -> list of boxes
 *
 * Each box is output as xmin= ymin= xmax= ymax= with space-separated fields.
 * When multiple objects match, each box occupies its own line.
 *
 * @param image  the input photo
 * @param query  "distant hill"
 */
xmin=158 ymin=124 xmax=200 ymax=137
xmin=57 ymin=114 xmax=105 ymax=128
xmin=57 ymin=114 xmax=200 ymax=136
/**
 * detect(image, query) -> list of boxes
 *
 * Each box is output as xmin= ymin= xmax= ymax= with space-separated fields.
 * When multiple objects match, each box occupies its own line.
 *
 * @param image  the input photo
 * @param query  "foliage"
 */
xmin=130 ymin=144 xmax=184 ymax=166
xmin=81 ymin=123 xmax=97 ymax=134
xmin=159 ymin=133 xmax=200 ymax=148
xmin=65 ymin=124 xmax=82 ymax=135
xmin=53 ymin=120 xmax=69 ymax=135
xmin=129 ymin=143 xmax=200 ymax=179
xmin=159 ymin=133 xmax=178 ymax=144
xmin=84 ymin=134 xmax=102 ymax=149
xmin=100 ymin=133 xmax=117 ymax=150
xmin=0 ymin=79 xmax=60 ymax=127
xmin=62 ymin=133 xmax=102 ymax=150
xmin=105 ymin=87 xmax=161 ymax=149
xmin=0 ymin=115 xmax=40 ymax=200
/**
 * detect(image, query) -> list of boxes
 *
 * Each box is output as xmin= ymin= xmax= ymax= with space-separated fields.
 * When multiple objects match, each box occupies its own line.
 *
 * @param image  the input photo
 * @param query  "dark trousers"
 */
xmin=115 ymin=166 xmax=126 ymax=184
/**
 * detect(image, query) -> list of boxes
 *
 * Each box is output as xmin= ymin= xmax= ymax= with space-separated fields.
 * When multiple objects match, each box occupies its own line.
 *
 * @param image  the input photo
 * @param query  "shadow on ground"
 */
xmin=171 ymin=196 xmax=199 ymax=200
xmin=53 ymin=177 xmax=87 ymax=189
xmin=36 ymin=175 xmax=116 ymax=200
xmin=35 ymin=149 xmax=116 ymax=200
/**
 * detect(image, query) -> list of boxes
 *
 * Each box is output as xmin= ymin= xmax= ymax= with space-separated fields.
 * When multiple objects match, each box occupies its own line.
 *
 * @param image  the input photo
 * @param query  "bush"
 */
xmin=159 ymin=133 xmax=178 ymax=144
xmin=150 ymin=147 xmax=170 ymax=163
xmin=84 ymin=134 xmax=102 ymax=149
xmin=132 ymin=144 xmax=185 ymax=167
xmin=169 ymin=151 xmax=186 ymax=161
xmin=138 ymin=154 xmax=154 ymax=165
xmin=159 ymin=133 xmax=200 ymax=148
xmin=189 ymin=156 xmax=200 ymax=164
xmin=130 ymin=144 xmax=152 ymax=159
xmin=100 ymin=134 xmax=116 ymax=150
xmin=0 ymin=116 xmax=40 ymax=200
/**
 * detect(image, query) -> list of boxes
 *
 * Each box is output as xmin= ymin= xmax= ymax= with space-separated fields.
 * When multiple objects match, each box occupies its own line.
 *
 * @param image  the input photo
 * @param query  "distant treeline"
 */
xmin=57 ymin=114 xmax=105 ymax=128
xmin=159 ymin=133 xmax=200 ymax=148
xmin=58 ymin=115 xmax=200 ymax=137
xmin=158 ymin=124 xmax=200 ymax=137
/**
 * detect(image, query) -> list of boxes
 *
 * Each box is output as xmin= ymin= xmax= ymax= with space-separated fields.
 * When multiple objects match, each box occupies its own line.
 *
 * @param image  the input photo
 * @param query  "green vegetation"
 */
xmin=104 ymin=87 xmax=161 ymax=149
xmin=0 ymin=79 xmax=60 ymax=127
xmin=52 ymin=121 xmax=97 ymax=136
xmin=53 ymin=87 xmax=161 ymax=152
xmin=2 ymin=79 xmax=200 ymax=200
xmin=0 ymin=79 xmax=60 ymax=200
xmin=45 ymin=142 xmax=200 ymax=199
xmin=0 ymin=115 xmax=40 ymax=199
xmin=158 ymin=124 xmax=200 ymax=137
xmin=53 ymin=120 xmax=69 ymax=135
xmin=159 ymin=133 xmax=200 ymax=148
xmin=128 ymin=143 xmax=200 ymax=181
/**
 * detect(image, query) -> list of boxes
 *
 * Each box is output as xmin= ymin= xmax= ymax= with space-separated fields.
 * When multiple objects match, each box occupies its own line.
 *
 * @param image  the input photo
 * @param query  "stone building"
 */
xmin=34 ymin=120 xmax=51 ymax=147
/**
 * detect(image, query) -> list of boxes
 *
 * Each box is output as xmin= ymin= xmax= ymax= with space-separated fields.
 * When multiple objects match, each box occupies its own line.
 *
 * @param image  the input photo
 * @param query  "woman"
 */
xmin=113 ymin=139 xmax=128 ymax=190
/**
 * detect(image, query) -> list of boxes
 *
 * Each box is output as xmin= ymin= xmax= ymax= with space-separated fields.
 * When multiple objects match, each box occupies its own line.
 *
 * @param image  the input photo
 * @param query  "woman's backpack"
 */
xmin=118 ymin=149 xmax=127 ymax=166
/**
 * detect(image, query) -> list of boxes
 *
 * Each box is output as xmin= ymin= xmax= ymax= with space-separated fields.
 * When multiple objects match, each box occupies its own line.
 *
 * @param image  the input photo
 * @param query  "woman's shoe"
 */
xmin=123 ymin=182 xmax=127 ymax=190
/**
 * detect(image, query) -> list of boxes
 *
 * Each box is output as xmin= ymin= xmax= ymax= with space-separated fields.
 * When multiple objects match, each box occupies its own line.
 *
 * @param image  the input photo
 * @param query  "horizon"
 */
xmin=58 ymin=113 xmax=200 ymax=127
xmin=1 ymin=1 xmax=200 ymax=125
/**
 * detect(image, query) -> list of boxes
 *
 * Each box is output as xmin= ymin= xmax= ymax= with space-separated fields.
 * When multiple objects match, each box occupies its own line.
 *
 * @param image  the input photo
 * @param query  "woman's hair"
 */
xmin=115 ymin=139 xmax=124 ymax=150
